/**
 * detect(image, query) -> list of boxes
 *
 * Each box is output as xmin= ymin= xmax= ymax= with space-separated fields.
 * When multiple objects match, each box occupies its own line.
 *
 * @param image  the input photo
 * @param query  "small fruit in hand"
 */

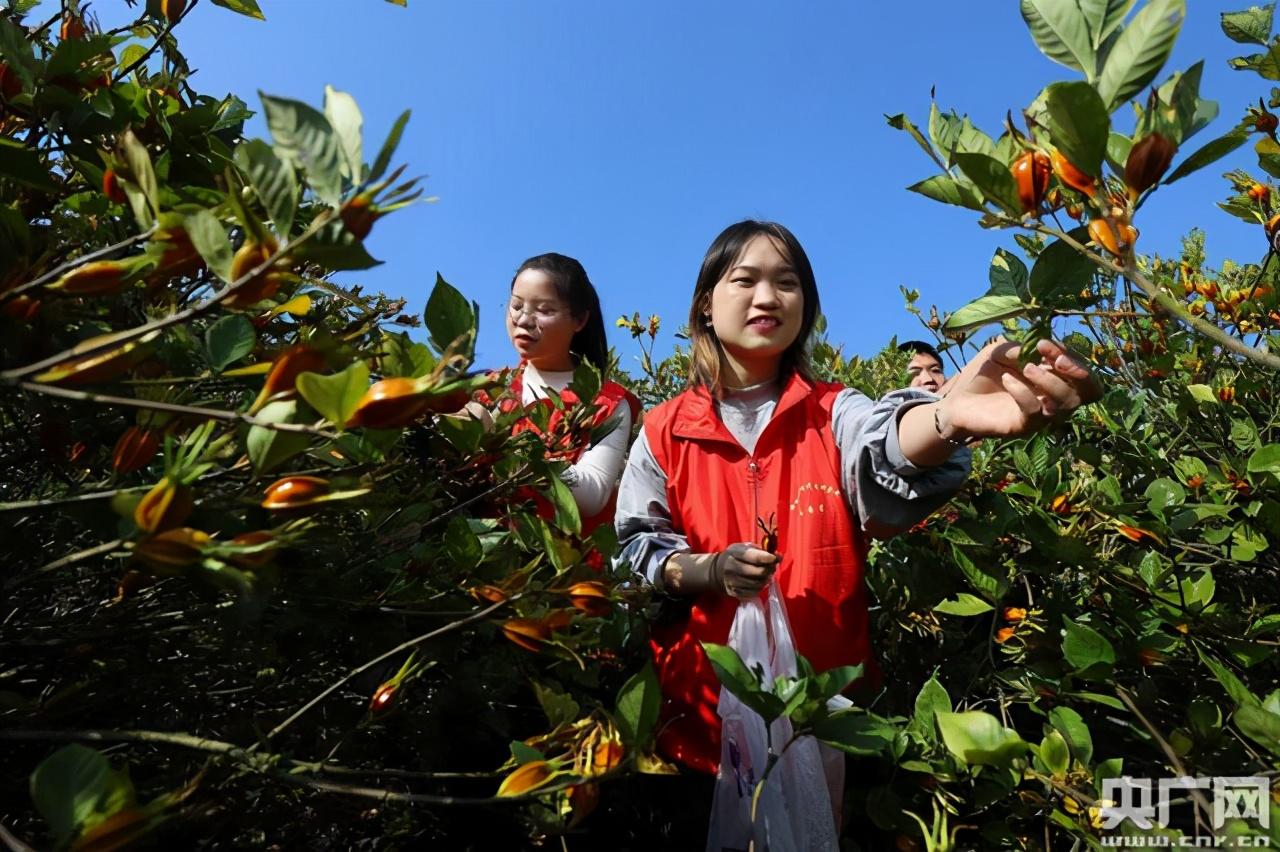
xmin=102 ymin=168 xmax=127 ymax=203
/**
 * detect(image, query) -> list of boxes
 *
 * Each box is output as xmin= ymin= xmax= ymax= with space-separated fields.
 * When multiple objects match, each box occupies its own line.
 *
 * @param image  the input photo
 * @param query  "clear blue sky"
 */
xmin=93 ymin=1 xmax=1271 ymax=372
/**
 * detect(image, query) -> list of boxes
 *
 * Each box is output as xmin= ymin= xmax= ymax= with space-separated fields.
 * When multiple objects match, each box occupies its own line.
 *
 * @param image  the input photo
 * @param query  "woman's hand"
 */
xmin=939 ymin=337 xmax=1102 ymax=441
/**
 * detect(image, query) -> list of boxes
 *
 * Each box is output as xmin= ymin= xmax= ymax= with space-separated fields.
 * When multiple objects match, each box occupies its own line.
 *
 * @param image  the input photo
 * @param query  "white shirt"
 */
xmin=520 ymin=363 xmax=633 ymax=518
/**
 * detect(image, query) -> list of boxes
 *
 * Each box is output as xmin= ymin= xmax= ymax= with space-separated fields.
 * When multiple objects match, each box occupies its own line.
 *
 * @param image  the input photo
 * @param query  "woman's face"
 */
xmin=706 ymin=234 xmax=805 ymax=376
xmin=506 ymin=268 xmax=586 ymax=371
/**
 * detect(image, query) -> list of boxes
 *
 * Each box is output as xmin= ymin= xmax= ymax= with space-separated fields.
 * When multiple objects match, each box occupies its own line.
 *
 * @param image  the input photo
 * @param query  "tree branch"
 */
xmin=15 ymin=382 xmax=338 ymax=438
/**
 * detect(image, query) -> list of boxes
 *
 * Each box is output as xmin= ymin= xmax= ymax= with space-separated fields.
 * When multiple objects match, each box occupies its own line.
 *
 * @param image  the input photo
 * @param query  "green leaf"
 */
xmin=532 ymin=681 xmax=580 ymax=729
xmin=1062 ymin=617 xmax=1116 ymax=670
xmin=204 ymin=314 xmax=256 ymax=373
xmin=813 ymin=710 xmax=898 ymax=756
xmin=1048 ymin=706 xmax=1094 ymax=765
xmin=0 ymin=139 xmax=57 ymax=191
xmin=936 ymin=711 xmax=1029 ymax=767
xmin=1229 ymin=43 xmax=1280 ymax=79
xmin=951 ymin=546 xmax=1009 ymax=602
xmin=296 ymin=361 xmax=370 ymax=429
xmin=1038 ymin=730 xmax=1071 ymax=777
xmin=1020 ymin=0 xmax=1096 ymax=74
xmin=615 ymin=662 xmax=662 ymax=748
xmin=1107 ymin=131 xmax=1134 ymax=170
xmin=324 ymin=85 xmax=364 ymax=182
xmin=184 ymin=209 xmax=233 ymax=283
xmin=370 ymin=110 xmax=411 ymax=183
xmin=1186 ymin=383 xmax=1219 ymax=406
xmin=1222 ymin=5 xmax=1275 ymax=45
xmin=906 ymin=175 xmax=986 ymax=210
xmin=543 ymin=473 xmax=581 ymax=536
xmin=886 ymin=112 xmax=938 ymax=163
xmin=29 ymin=744 xmax=113 ymax=840
xmin=1197 ymin=649 xmax=1261 ymax=708
xmin=246 ymin=400 xmax=311 ymax=473
xmin=118 ymin=129 xmax=159 ymax=231
xmin=1247 ymin=444 xmax=1280 ymax=475
xmin=292 ymin=218 xmax=381 ymax=271
xmin=508 ymin=740 xmax=543 ymax=766
xmin=1080 ymin=0 xmax=1135 ymax=49
xmin=443 ymin=515 xmax=483 ymax=569
xmin=1045 ymin=82 xmax=1110 ymax=178
xmin=1145 ymin=477 xmax=1186 ymax=514
xmin=934 ymin=593 xmax=994 ymax=616
xmin=702 ymin=642 xmax=786 ymax=723
xmin=1096 ymin=0 xmax=1186 ymax=110
xmin=234 ymin=139 xmax=297 ymax=238
xmin=259 ymin=92 xmax=344 ymax=206
xmin=954 ymin=152 xmax=1023 ymax=215
xmin=1029 ymin=227 xmax=1096 ymax=301
xmin=929 ymin=104 xmax=997 ymax=165
xmin=1165 ymin=127 xmax=1249 ymax=184
xmin=912 ymin=675 xmax=951 ymax=740
xmin=1235 ymin=705 xmax=1280 ymax=756
xmin=988 ymin=248 xmax=1029 ymax=297
xmin=425 ymin=273 xmax=477 ymax=359
xmin=210 ymin=0 xmax=265 ymax=19
xmin=944 ymin=294 xmax=1027 ymax=334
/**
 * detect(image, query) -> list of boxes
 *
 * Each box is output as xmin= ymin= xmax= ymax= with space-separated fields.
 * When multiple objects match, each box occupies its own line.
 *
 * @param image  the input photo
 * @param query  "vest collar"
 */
xmin=671 ymin=372 xmax=815 ymax=445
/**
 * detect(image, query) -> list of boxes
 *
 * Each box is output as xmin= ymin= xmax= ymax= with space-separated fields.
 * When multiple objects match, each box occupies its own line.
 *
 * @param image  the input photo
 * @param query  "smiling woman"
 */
xmin=613 ymin=219 xmax=1101 ymax=848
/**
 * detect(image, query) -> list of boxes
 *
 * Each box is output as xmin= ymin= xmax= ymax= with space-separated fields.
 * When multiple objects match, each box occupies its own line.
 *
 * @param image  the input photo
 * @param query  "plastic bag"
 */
xmin=706 ymin=582 xmax=839 ymax=852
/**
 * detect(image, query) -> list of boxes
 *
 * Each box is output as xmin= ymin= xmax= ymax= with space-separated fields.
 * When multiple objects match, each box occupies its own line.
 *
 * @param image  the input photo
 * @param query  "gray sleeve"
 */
xmin=832 ymin=388 xmax=972 ymax=532
xmin=612 ymin=429 xmax=688 ymax=589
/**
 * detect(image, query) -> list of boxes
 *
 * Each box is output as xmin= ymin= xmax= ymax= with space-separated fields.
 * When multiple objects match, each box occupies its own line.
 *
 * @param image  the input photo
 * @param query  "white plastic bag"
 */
xmin=706 ymin=582 xmax=839 ymax=852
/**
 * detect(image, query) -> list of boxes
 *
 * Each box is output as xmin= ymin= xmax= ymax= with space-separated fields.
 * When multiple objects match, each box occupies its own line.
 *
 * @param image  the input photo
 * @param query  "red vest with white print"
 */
xmin=643 ymin=373 xmax=874 ymax=774
xmin=478 ymin=365 xmax=640 ymax=537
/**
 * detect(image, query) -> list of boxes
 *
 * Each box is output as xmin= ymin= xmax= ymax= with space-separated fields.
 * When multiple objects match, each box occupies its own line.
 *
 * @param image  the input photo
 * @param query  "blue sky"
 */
xmin=91 ymin=1 xmax=1272 ymax=373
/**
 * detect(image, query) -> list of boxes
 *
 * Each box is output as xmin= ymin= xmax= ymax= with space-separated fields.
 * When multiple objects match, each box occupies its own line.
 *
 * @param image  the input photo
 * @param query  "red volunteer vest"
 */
xmin=479 ymin=366 xmax=641 ymax=537
xmin=644 ymin=373 xmax=874 ymax=774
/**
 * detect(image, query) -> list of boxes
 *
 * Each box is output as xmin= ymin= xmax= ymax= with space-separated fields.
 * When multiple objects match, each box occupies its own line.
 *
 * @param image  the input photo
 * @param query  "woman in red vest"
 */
xmin=478 ymin=253 xmax=639 ymax=535
xmin=614 ymin=220 xmax=1100 ymax=778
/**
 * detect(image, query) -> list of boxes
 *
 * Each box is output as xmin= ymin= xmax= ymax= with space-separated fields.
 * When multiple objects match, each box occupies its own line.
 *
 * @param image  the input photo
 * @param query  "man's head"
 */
xmin=898 ymin=340 xmax=945 ymax=393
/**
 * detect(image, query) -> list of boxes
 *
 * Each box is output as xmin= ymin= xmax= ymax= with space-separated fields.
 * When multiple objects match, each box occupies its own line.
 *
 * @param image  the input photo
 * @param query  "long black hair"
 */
xmin=512 ymin=253 xmax=609 ymax=373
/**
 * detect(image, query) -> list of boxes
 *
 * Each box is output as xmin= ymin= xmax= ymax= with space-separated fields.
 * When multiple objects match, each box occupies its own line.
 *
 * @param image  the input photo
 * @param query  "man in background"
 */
xmin=898 ymin=340 xmax=947 ymax=393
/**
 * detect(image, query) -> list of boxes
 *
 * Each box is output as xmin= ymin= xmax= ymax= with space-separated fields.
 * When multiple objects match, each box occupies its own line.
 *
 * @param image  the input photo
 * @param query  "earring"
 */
xmin=703 ymin=314 xmax=713 ymax=328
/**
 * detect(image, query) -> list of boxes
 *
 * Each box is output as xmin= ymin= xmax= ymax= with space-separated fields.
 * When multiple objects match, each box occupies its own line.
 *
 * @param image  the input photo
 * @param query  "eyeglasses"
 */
xmin=508 ymin=301 xmax=565 ymax=321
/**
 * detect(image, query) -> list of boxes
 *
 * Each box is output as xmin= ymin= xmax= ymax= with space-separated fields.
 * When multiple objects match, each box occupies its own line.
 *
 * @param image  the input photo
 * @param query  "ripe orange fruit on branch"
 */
xmin=160 ymin=0 xmax=187 ymax=24
xmin=1051 ymin=149 xmax=1097 ymax=196
xmin=501 ymin=618 xmax=550 ymax=652
xmin=567 ymin=581 xmax=611 ymax=617
xmin=1087 ymin=218 xmax=1137 ymax=256
xmin=134 ymin=527 xmax=210 ymax=572
xmin=340 ymin=193 xmax=379 ymax=240
xmin=1012 ymin=151 xmax=1051 ymax=215
xmin=112 ymin=426 xmax=159 ymax=474
xmin=134 ymin=477 xmax=194 ymax=533
xmin=1123 ymin=133 xmax=1175 ymax=198
xmin=225 ymin=239 xmax=288 ymax=308
xmin=496 ymin=760 xmax=554 ymax=797
xmin=48 ymin=259 xmax=136 ymax=296
xmin=346 ymin=377 xmax=430 ymax=429
xmin=249 ymin=345 xmax=325 ymax=413
xmin=261 ymin=476 xmax=331 ymax=510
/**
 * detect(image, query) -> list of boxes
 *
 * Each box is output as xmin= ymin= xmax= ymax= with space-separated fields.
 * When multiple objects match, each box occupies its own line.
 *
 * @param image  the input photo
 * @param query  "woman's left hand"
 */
xmin=938 ymin=337 xmax=1102 ymax=441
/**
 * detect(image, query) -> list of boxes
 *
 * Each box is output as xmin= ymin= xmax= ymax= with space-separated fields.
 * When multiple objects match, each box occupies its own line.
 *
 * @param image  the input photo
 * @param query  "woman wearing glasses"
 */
xmin=478 ymin=253 xmax=640 ymax=534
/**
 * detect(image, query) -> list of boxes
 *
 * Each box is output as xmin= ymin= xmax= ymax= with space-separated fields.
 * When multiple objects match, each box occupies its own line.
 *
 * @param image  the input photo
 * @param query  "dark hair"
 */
xmin=687 ymin=220 xmax=820 ymax=396
xmin=897 ymin=340 xmax=943 ymax=368
xmin=511 ymin=253 xmax=609 ymax=373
